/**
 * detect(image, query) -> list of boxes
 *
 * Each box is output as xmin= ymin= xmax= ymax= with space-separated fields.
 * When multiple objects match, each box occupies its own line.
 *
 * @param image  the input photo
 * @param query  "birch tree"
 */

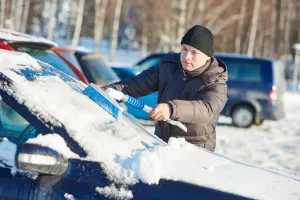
xmin=72 ymin=0 xmax=85 ymax=46
xmin=235 ymin=0 xmax=246 ymax=53
xmin=198 ymin=0 xmax=205 ymax=25
xmin=21 ymin=0 xmax=30 ymax=32
xmin=177 ymin=0 xmax=187 ymax=42
xmin=47 ymin=0 xmax=58 ymax=40
xmin=110 ymin=0 xmax=123 ymax=61
xmin=9 ymin=0 xmax=16 ymax=29
xmin=0 ymin=0 xmax=5 ymax=28
xmin=15 ymin=0 xmax=23 ymax=31
xmin=94 ymin=0 xmax=107 ymax=52
xmin=247 ymin=0 xmax=261 ymax=56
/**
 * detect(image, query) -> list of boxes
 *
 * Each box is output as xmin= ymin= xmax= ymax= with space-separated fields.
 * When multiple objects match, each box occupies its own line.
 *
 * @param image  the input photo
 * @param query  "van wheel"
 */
xmin=231 ymin=105 xmax=255 ymax=128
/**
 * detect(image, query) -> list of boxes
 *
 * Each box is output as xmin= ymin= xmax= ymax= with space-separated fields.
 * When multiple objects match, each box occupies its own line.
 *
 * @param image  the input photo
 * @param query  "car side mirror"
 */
xmin=15 ymin=143 xmax=68 ymax=176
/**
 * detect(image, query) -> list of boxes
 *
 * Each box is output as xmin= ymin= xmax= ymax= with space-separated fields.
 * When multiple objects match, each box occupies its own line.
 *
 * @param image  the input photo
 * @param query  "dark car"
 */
xmin=0 ymin=50 xmax=277 ymax=200
xmin=113 ymin=53 xmax=286 ymax=128
xmin=74 ymin=49 xmax=120 ymax=86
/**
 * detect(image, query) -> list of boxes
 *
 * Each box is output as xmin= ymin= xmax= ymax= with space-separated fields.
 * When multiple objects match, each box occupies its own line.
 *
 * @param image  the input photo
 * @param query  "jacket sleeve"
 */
xmin=111 ymin=65 xmax=159 ymax=98
xmin=168 ymin=83 xmax=227 ymax=124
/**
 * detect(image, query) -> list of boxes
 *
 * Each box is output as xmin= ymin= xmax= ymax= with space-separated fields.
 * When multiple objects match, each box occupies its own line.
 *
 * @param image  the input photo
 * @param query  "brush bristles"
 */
xmin=83 ymin=84 xmax=123 ymax=119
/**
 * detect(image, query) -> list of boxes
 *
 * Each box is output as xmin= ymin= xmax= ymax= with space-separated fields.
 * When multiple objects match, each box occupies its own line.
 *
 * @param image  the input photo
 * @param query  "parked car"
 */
xmin=73 ymin=49 xmax=120 ymax=86
xmin=0 ymin=50 xmax=299 ymax=200
xmin=114 ymin=53 xmax=286 ymax=128
xmin=0 ymin=29 xmax=89 ymax=85
xmin=111 ymin=67 xmax=158 ymax=122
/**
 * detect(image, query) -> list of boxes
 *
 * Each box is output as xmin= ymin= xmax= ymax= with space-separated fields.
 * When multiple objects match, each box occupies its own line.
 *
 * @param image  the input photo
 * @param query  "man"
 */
xmin=104 ymin=25 xmax=227 ymax=151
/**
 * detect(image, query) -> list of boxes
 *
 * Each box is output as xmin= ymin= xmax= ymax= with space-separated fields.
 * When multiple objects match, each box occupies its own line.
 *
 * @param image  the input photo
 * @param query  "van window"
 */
xmin=223 ymin=60 xmax=261 ymax=82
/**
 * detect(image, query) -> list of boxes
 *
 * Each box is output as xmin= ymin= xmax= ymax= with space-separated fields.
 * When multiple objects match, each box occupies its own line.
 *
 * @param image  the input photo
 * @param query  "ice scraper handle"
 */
xmin=106 ymin=88 xmax=187 ymax=132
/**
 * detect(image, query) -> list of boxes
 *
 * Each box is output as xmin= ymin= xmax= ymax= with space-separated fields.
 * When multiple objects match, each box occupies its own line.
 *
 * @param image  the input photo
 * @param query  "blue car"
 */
xmin=0 ymin=50 xmax=298 ymax=200
xmin=114 ymin=53 xmax=286 ymax=128
xmin=112 ymin=67 xmax=158 ymax=122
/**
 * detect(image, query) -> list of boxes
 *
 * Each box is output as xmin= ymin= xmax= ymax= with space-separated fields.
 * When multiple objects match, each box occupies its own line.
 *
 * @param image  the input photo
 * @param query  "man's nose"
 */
xmin=184 ymin=51 xmax=192 ymax=60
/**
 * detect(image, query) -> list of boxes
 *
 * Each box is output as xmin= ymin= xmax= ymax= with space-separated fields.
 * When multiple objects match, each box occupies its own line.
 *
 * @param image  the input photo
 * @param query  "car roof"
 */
xmin=0 ymin=29 xmax=57 ymax=47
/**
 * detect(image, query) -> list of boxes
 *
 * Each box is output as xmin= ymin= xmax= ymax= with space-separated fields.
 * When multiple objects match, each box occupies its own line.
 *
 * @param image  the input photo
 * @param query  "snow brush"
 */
xmin=83 ymin=83 xmax=124 ymax=119
xmin=106 ymin=88 xmax=188 ymax=132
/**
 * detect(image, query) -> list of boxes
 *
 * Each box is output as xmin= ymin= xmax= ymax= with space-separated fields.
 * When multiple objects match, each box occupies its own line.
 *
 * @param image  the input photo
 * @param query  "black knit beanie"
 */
xmin=181 ymin=25 xmax=214 ymax=57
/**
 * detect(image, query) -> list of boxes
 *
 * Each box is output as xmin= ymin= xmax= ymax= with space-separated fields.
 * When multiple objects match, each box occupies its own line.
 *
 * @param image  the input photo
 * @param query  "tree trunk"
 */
xmin=94 ymin=0 xmax=107 ymax=52
xmin=0 ymin=0 xmax=6 ymax=28
xmin=247 ymin=0 xmax=261 ymax=57
xmin=269 ymin=0 xmax=276 ymax=57
xmin=235 ymin=0 xmax=246 ymax=54
xmin=141 ymin=11 xmax=148 ymax=58
xmin=198 ymin=0 xmax=205 ymax=25
xmin=47 ymin=0 xmax=58 ymax=40
xmin=186 ymin=0 xmax=196 ymax=27
xmin=274 ymin=0 xmax=282 ymax=55
xmin=110 ymin=0 xmax=123 ymax=62
xmin=284 ymin=0 xmax=292 ymax=55
xmin=15 ymin=0 xmax=23 ymax=31
xmin=177 ymin=0 xmax=187 ymax=51
xmin=72 ymin=0 xmax=85 ymax=46
xmin=10 ymin=0 xmax=16 ymax=30
xmin=21 ymin=0 xmax=30 ymax=32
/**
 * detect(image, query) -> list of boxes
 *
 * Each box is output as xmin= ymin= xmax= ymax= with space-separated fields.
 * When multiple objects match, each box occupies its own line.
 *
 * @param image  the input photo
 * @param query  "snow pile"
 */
xmin=96 ymin=185 xmax=133 ymax=200
xmin=118 ymin=137 xmax=300 ymax=200
xmin=27 ymin=134 xmax=79 ymax=159
xmin=216 ymin=92 xmax=300 ymax=177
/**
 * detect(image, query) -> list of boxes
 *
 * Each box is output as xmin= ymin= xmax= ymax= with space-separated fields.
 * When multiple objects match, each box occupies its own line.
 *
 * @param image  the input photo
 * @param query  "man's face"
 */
xmin=180 ymin=44 xmax=211 ymax=71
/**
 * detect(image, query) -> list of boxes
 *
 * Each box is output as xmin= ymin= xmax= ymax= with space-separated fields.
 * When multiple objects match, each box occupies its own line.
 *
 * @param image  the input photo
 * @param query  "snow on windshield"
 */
xmin=0 ymin=50 xmax=299 ymax=200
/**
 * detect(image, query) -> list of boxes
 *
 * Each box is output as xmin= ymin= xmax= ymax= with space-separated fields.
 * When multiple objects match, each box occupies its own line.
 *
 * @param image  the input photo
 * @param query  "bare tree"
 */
xmin=247 ymin=0 xmax=261 ymax=56
xmin=198 ymin=0 xmax=205 ymax=25
xmin=21 ymin=0 xmax=30 ymax=32
xmin=283 ymin=0 xmax=292 ymax=55
xmin=48 ymin=0 xmax=58 ymax=40
xmin=177 ymin=0 xmax=187 ymax=50
xmin=235 ymin=0 xmax=246 ymax=53
xmin=110 ymin=0 xmax=123 ymax=61
xmin=186 ymin=0 xmax=196 ymax=27
xmin=9 ymin=0 xmax=16 ymax=29
xmin=0 ymin=0 xmax=6 ymax=28
xmin=94 ymin=0 xmax=107 ymax=52
xmin=15 ymin=0 xmax=24 ymax=31
xmin=72 ymin=0 xmax=85 ymax=46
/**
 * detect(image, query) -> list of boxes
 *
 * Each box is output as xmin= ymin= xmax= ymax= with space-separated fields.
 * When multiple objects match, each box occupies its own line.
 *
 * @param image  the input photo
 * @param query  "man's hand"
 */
xmin=150 ymin=103 xmax=172 ymax=121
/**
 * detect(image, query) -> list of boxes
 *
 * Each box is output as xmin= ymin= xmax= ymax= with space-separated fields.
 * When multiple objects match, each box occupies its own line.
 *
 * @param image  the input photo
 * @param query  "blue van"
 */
xmin=113 ymin=53 xmax=286 ymax=128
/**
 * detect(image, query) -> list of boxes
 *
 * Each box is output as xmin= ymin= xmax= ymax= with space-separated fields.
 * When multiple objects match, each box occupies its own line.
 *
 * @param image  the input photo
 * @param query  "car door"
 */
xmin=0 ymin=101 xmax=109 ymax=200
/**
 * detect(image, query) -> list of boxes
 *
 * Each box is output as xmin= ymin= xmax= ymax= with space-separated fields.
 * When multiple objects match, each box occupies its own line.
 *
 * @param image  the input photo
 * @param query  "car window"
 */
xmin=80 ymin=55 xmax=120 ymax=85
xmin=15 ymin=47 xmax=80 ymax=81
xmin=135 ymin=56 xmax=162 ymax=72
xmin=113 ymin=68 xmax=135 ymax=80
xmin=0 ymin=101 xmax=36 ymax=144
xmin=60 ymin=52 xmax=83 ymax=72
xmin=222 ymin=59 xmax=262 ymax=82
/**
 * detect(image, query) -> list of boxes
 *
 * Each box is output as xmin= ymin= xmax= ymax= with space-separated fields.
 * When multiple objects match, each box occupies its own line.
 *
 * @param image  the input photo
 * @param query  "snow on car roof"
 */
xmin=0 ymin=29 xmax=57 ymax=47
xmin=0 ymin=50 xmax=299 ymax=200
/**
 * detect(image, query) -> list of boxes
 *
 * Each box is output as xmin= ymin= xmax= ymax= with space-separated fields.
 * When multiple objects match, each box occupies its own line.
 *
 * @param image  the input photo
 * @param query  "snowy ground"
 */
xmin=145 ymin=92 xmax=300 ymax=178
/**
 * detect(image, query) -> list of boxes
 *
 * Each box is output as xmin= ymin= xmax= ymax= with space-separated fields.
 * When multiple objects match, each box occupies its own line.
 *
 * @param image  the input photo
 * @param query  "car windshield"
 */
xmin=60 ymin=52 xmax=83 ymax=72
xmin=15 ymin=47 xmax=80 ymax=80
xmin=80 ymin=54 xmax=120 ymax=85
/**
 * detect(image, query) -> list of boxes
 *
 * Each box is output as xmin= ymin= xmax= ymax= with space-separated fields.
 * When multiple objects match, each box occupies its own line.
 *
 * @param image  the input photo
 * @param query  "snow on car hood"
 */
xmin=0 ymin=50 xmax=299 ymax=200
xmin=0 ymin=29 xmax=57 ymax=46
